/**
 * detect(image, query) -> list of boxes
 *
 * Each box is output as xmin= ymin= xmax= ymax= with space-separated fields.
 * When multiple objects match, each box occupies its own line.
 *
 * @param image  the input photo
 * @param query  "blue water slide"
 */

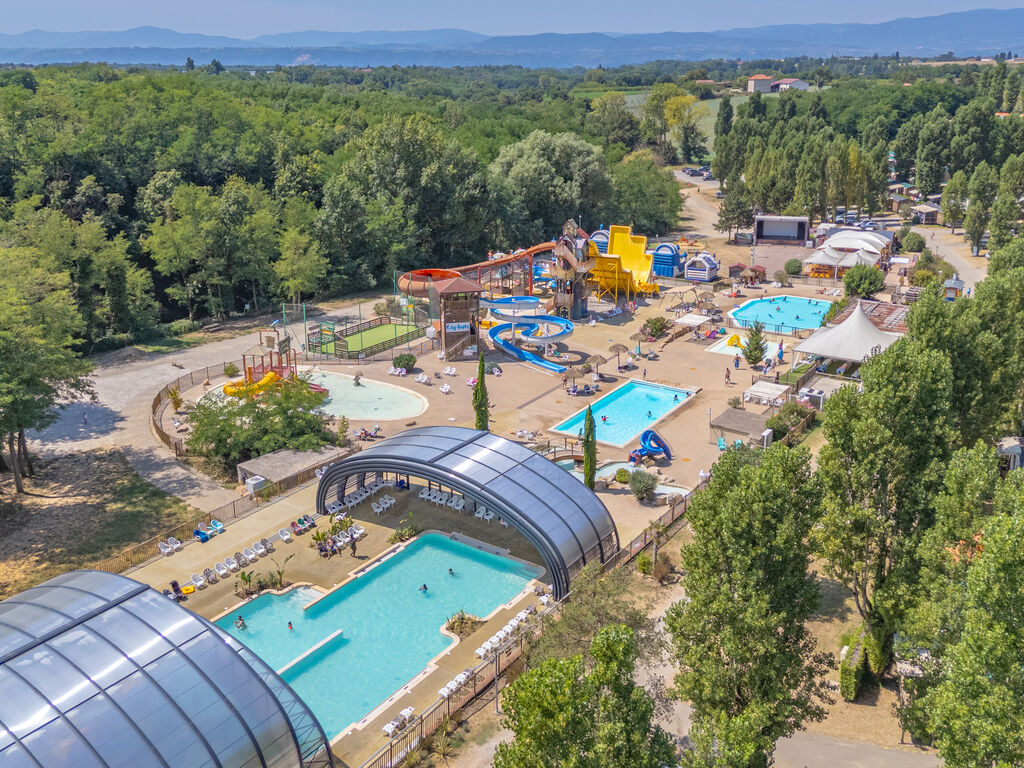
xmin=640 ymin=429 xmax=672 ymax=460
xmin=481 ymin=296 xmax=573 ymax=373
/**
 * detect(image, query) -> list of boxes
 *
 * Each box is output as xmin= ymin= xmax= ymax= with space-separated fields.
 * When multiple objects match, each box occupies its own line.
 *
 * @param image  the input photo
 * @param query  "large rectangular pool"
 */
xmin=551 ymin=380 xmax=695 ymax=446
xmin=215 ymin=533 xmax=538 ymax=739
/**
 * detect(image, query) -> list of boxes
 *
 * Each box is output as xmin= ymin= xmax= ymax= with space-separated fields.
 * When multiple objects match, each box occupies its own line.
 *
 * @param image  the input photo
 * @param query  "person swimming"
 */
xmin=646 ymin=410 xmax=653 ymax=418
xmin=287 ymin=621 xmax=293 ymax=631
xmin=234 ymin=615 xmax=247 ymax=630
xmin=673 ymin=394 xmax=679 ymax=402
xmin=419 ymin=584 xmax=428 ymax=591
xmin=448 ymin=568 xmax=454 ymax=576
xmin=601 ymin=415 xmax=608 ymax=422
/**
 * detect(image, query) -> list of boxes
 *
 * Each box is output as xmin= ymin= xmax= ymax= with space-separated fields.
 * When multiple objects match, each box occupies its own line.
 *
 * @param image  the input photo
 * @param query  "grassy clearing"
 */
xmin=0 ymin=449 xmax=197 ymax=598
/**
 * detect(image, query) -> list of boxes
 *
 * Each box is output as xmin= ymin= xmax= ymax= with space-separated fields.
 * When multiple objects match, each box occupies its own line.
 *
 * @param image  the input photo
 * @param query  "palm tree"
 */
xmin=271 ymin=554 xmax=294 ymax=589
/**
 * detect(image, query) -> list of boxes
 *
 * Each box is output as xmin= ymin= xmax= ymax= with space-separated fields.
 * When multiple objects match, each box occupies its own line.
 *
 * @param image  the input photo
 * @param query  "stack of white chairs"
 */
xmin=443 ymin=366 xmax=457 ymax=376
xmin=439 ymin=383 xmax=452 ymax=395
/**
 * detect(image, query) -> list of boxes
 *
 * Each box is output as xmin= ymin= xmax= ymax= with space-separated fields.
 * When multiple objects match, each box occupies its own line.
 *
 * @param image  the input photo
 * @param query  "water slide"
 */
xmin=589 ymin=224 xmax=660 ymax=301
xmin=480 ymin=296 xmax=573 ymax=373
xmin=629 ymin=430 xmax=672 ymax=463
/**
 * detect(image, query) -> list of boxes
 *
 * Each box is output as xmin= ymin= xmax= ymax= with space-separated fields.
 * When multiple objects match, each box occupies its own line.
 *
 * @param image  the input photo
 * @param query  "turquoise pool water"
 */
xmin=556 ymin=459 xmax=689 ymax=496
xmin=306 ymin=371 xmax=427 ymax=421
xmin=552 ymin=380 xmax=694 ymax=447
xmin=728 ymin=295 xmax=831 ymax=332
xmin=215 ymin=534 xmax=537 ymax=737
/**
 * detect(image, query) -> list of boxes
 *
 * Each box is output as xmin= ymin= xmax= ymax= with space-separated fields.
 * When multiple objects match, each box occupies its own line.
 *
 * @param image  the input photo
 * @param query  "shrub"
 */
xmin=651 ymin=553 xmax=672 ymax=585
xmin=765 ymin=400 xmax=814 ymax=440
xmin=374 ymin=296 xmax=402 ymax=317
xmin=392 ymin=353 xmax=417 ymax=371
xmin=901 ymin=231 xmax=926 ymax=253
xmin=727 ymin=395 xmax=743 ymax=409
xmin=629 ymin=469 xmax=658 ymax=501
xmin=843 ymin=264 xmax=885 ymax=298
xmin=168 ymin=384 xmax=183 ymax=412
xmin=90 ymin=332 xmax=134 ymax=353
xmin=784 ymin=258 xmax=803 ymax=275
xmin=614 ymin=468 xmax=631 ymax=483
xmin=863 ymin=626 xmax=891 ymax=678
xmin=223 ymin=361 xmax=240 ymax=377
xmin=640 ymin=316 xmax=670 ymax=337
xmin=821 ymin=297 xmax=849 ymax=324
xmin=839 ymin=635 xmax=867 ymax=702
xmin=164 ymin=318 xmax=202 ymax=336
xmin=636 ymin=552 xmax=653 ymax=575
xmin=773 ymin=269 xmax=789 ymax=285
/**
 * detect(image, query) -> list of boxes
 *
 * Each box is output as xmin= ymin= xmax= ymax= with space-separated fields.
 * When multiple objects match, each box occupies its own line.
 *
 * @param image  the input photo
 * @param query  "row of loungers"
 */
xmin=474 ymin=607 xmax=536 ymax=659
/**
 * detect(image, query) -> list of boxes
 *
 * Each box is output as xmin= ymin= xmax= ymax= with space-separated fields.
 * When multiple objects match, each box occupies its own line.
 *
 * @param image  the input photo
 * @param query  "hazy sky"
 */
xmin=3 ymin=0 xmax=1024 ymax=37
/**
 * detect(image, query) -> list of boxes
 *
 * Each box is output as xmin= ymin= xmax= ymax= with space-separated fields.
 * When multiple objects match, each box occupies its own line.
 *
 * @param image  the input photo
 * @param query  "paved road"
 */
xmin=31 ymin=301 xmax=381 ymax=511
xmin=911 ymin=227 xmax=986 ymax=289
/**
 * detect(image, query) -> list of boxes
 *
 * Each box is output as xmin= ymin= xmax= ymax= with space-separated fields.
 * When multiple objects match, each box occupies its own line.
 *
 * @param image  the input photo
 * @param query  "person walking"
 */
xmin=725 ymin=368 xmax=731 ymax=386
xmin=733 ymin=354 xmax=740 ymax=369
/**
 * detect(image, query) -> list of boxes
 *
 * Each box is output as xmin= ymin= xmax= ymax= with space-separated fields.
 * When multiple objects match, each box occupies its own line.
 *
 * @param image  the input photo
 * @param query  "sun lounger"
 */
xmin=278 ymin=527 xmax=292 ymax=543
xmin=234 ymin=550 xmax=248 ymax=565
xmin=243 ymin=547 xmax=257 ymax=562
xmin=168 ymin=536 xmax=183 ymax=551
xmin=303 ymin=514 xmax=316 ymax=527
xmin=203 ymin=567 xmax=217 ymax=584
xmin=253 ymin=541 xmax=267 ymax=557
xmin=224 ymin=557 xmax=239 ymax=571
xmin=439 ymin=686 xmax=452 ymax=698
xmin=399 ymin=707 xmax=415 ymax=721
xmin=209 ymin=519 xmax=225 ymax=534
xmin=215 ymin=562 xmax=230 ymax=579
xmin=191 ymin=573 xmax=205 ymax=590
xmin=197 ymin=522 xmax=215 ymax=538
xmin=475 ymin=646 xmax=487 ymax=658
xmin=382 ymin=722 xmax=397 ymax=737
xmin=193 ymin=528 xmax=210 ymax=543
xmin=291 ymin=521 xmax=303 ymax=535
xmin=158 ymin=541 xmax=173 ymax=556
xmin=717 ymin=437 xmax=727 ymax=451
xmin=350 ymin=524 xmax=366 ymax=539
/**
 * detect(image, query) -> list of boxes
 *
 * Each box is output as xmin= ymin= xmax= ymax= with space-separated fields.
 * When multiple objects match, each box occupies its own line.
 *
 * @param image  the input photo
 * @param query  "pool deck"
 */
xmin=129 ymin=487 xmax=548 ymax=767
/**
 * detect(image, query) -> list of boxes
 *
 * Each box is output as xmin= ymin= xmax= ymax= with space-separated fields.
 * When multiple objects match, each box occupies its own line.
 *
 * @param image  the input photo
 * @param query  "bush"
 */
xmin=640 ymin=316 xmax=670 ymax=338
xmin=773 ymin=269 xmax=789 ymax=285
xmin=765 ymin=400 xmax=814 ymax=440
xmin=727 ymin=395 xmax=743 ymax=409
xmin=863 ymin=626 xmax=891 ymax=678
xmin=839 ymin=636 xmax=867 ymax=702
xmin=392 ymin=353 xmax=417 ymax=371
xmin=224 ymin=361 xmax=240 ymax=377
xmin=164 ymin=318 xmax=202 ymax=336
xmin=629 ymin=469 xmax=658 ymax=501
xmin=614 ymin=468 xmax=631 ymax=484
xmin=843 ymin=264 xmax=885 ymax=298
xmin=374 ymin=296 xmax=402 ymax=317
xmin=651 ymin=553 xmax=672 ymax=584
xmin=90 ymin=332 xmax=135 ymax=354
xmin=784 ymin=258 xmax=803 ymax=275
xmin=636 ymin=552 xmax=653 ymax=575
xmin=901 ymin=231 xmax=926 ymax=253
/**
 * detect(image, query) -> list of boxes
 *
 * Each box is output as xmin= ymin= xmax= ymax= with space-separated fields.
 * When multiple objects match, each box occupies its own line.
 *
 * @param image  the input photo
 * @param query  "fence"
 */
xmin=152 ymin=361 xmax=240 ymax=456
xmin=91 ymin=459 xmax=334 ymax=574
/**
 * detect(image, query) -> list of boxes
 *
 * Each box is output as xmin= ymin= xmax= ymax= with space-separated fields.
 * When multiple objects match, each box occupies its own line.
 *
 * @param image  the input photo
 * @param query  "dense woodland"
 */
xmin=4 ymin=58 xmax=1024 ymax=768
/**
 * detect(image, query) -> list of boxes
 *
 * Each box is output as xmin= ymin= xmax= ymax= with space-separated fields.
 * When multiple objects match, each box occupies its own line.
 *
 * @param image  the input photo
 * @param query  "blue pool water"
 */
xmin=307 ymin=371 xmax=427 ymax=421
xmin=552 ymin=380 xmax=694 ymax=446
xmin=729 ymin=295 xmax=831 ymax=332
xmin=215 ymin=534 xmax=537 ymax=737
xmin=556 ymin=459 xmax=690 ymax=496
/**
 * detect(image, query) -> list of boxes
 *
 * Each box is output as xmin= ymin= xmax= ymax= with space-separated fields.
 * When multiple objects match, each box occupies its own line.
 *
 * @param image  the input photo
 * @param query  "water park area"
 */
xmin=305 ymin=371 xmax=427 ymax=421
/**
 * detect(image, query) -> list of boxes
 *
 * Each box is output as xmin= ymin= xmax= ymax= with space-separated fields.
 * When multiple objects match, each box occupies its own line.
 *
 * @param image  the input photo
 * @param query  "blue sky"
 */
xmin=3 ymin=0 xmax=1023 ymax=37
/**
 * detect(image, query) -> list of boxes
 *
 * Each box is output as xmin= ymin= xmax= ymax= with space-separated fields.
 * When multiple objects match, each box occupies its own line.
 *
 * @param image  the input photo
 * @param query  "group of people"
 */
xmin=354 ymin=425 xmax=382 ymax=441
xmin=317 ymin=533 xmax=358 ymax=558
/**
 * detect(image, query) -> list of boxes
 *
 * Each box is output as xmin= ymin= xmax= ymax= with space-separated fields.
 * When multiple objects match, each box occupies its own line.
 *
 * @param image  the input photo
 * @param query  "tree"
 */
xmin=184 ymin=56 xmax=195 ymax=71
xmin=892 ymin=113 xmax=924 ymax=182
xmin=940 ymin=170 xmax=968 ymax=234
xmin=915 ymin=106 xmax=950 ymax=194
xmin=495 ymin=624 xmax=676 ymax=768
xmin=472 ymin=351 xmax=488 ymax=431
xmin=714 ymin=94 xmax=733 ymax=142
xmin=275 ymin=227 xmax=328 ymax=303
xmin=585 ymin=92 xmax=640 ymax=148
xmin=815 ymin=341 xmax=953 ymax=641
xmin=664 ymin=93 xmax=709 ymax=163
xmin=714 ymin=179 xmax=755 ymax=241
xmin=949 ymin=97 xmax=997 ymax=176
xmin=987 ymin=184 xmax=1020 ymax=249
xmin=901 ymin=231 xmax=926 ymax=253
xmin=667 ymin=445 xmax=832 ymax=768
xmin=582 ymin=406 xmax=596 ymax=490
xmin=611 ymin=150 xmax=681 ymax=234
xmin=926 ymin=509 xmax=1024 ymax=768
xmin=964 ymin=160 xmax=999 ymax=252
xmin=742 ymin=320 xmax=767 ymax=366
xmin=988 ymin=238 xmax=1024 ymax=274
xmin=745 ymin=91 xmax=766 ymax=120
xmin=843 ymin=264 xmax=885 ymax=298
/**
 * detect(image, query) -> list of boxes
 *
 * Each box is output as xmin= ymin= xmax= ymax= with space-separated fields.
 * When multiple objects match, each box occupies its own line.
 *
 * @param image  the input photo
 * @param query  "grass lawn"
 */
xmin=778 ymin=361 xmax=813 ymax=385
xmin=133 ymin=334 xmax=205 ymax=354
xmin=697 ymin=93 xmax=779 ymax=150
xmin=0 ymin=449 xmax=197 ymax=599
xmin=342 ymin=323 xmax=418 ymax=352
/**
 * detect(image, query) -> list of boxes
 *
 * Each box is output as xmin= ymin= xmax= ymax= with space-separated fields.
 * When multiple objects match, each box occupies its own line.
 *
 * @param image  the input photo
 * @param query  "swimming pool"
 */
xmin=215 ymin=534 xmax=537 ymax=738
xmin=306 ymin=371 xmax=427 ymax=421
xmin=556 ymin=459 xmax=689 ymax=496
xmin=729 ymin=295 xmax=831 ymax=332
xmin=706 ymin=335 xmax=748 ymax=356
xmin=551 ymin=380 xmax=695 ymax=447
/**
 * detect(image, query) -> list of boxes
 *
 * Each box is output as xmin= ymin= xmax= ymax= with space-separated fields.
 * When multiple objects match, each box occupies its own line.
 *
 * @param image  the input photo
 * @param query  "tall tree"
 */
xmin=667 ymin=445 xmax=832 ymax=768
xmin=472 ymin=351 xmax=488 ymax=431
xmin=582 ymin=405 xmax=596 ymax=490
xmin=495 ymin=624 xmax=676 ymax=768
xmin=612 ymin=150 xmax=681 ymax=234
xmin=892 ymin=113 xmax=924 ymax=181
xmin=915 ymin=106 xmax=951 ymax=194
xmin=664 ymin=93 xmax=709 ymax=163
xmin=949 ymin=97 xmax=997 ymax=176
xmin=585 ymin=92 xmax=640 ymax=149
xmin=988 ymin=183 xmax=1021 ymax=250
xmin=940 ymin=170 xmax=968 ymax=234
xmin=963 ymin=160 xmax=999 ymax=252
xmin=714 ymin=179 xmax=755 ymax=241
xmin=714 ymin=94 xmax=733 ymax=143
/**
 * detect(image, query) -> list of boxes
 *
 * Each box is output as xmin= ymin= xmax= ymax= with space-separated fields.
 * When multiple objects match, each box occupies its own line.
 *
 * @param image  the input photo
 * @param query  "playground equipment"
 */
xmin=481 ymin=295 xmax=574 ymax=374
xmin=224 ymin=370 xmax=280 ymax=398
xmin=725 ymin=334 xmax=745 ymax=349
xmin=589 ymin=225 xmax=660 ymax=303
xmin=628 ymin=430 xmax=672 ymax=463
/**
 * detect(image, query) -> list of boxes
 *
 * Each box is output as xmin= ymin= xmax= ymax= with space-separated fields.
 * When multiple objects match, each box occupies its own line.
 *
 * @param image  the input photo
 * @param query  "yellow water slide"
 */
xmin=589 ymin=225 xmax=659 ymax=302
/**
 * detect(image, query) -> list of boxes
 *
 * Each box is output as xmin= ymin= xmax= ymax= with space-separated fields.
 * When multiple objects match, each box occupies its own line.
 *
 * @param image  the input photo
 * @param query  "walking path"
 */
xmin=911 ymin=226 xmax=987 ymax=289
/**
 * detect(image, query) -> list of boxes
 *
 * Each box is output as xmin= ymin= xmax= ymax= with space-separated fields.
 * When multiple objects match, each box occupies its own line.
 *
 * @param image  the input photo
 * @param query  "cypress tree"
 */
xmin=473 ymin=351 xmax=489 ymax=431
xmin=583 ymin=406 xmax=597 ymax=489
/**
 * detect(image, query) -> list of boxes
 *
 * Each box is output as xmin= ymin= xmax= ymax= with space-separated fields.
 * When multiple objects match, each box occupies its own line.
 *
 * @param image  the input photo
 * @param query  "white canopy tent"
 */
xmin=743 ymin=380 xmax=792 ymax=406
xmin=794 ymin=301 xmax=902 ymax=362
xmin=674 ymin=313 xmax=713 ymax=327
xmin=823 ymin=231 xmax=888 ymax=253
xmin=804 ymin=246 xmax=880 ymax=269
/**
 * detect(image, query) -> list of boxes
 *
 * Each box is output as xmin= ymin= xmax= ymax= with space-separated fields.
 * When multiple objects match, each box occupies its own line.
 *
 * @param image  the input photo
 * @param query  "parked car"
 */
xmin=702 ymin=171 xmax=714 ymax=181
xmin=715 ymin=189 xmax=725 ymax=198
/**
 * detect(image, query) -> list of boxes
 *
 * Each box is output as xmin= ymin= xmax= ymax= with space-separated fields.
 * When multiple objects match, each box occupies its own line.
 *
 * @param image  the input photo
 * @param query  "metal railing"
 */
xmin=152 ymin=361 xmax=239 ymax=456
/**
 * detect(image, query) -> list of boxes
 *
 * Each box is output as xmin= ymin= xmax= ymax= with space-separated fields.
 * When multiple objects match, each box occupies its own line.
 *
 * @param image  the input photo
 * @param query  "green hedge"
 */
xmin=863 ymin=627 xmax=891 ymax=678
xmin=839 ymin=635 xmax=867 ymax=702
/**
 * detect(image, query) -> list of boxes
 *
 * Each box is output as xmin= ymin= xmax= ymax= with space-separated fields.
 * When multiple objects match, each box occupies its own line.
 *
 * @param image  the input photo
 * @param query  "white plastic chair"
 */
xmin=474 ymin=507 xmax=486 ymax=520
xmin=483 ymin=510 xmax=495 ymax=523
xmin=168 ymin=537 xmax=183 ymax=551
xmin=278 ymin=528 xmax=292 ymax=543
xmin=372 ymin=502 xmax=383 ymax=516
xmin=158 ymin=541 xmax=173 ymax=556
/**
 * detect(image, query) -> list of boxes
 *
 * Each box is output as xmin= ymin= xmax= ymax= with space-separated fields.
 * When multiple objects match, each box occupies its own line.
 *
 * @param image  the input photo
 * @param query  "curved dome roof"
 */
xmin=0 ymin=571 xmax=333 ymax=768
xmin=316 ymin=427 xmax=619 ymax=599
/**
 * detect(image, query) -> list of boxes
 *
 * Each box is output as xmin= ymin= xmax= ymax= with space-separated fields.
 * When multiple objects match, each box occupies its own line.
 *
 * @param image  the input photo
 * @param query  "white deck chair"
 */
xmin=278 ymin=527 xmax=292 ymax=543
xmin=418 ymin=487 xmax=430 ymax=500
xmin=474 ymin=506 xmax=486 ymax=520
xmin=168 ymin=537 xmax=184 ymax=551
xmin=225 ymin=556 xmax=239 ymax=571
xmin=350 ymin=524 xmax=366 ymax=539
xmin=253 ymin=541 xmax=267 ymax=557
xmin=158 ymin=541 xmax=173 ymax=556
xmin=191 ymin=573 xmax=205 ymax=590
xmin=483 ymin=510 xmax=495 ymax=523
xmin=215 ymin=562 xmax=230 ymax=579
xmin=372 ymin=502 xmax=383 ymax=516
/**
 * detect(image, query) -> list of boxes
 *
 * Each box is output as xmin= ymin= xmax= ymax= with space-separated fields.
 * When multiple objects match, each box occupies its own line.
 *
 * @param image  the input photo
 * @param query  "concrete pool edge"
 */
xmin=298 ymin=367 xmax=430 ymax=421
xmin=727 ymin=294 xmax=832 ymax=335
xmin=549 ymin=379 xmax=702 ymax=448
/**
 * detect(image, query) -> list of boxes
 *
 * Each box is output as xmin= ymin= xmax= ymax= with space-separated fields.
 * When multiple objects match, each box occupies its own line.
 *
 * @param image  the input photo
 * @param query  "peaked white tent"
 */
xmin=794 ymin=300 xmax=902 ymax=362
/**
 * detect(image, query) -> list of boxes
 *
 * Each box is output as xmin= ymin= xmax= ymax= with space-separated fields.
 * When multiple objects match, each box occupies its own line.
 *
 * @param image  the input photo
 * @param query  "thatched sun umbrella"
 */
xmin=629 ymin=331 xmax=649 ymax=356
xmin=587 ymin=354 xmax=608 ymax=374
xmin=563 ymin=367 xmax=583 ymax=389
xmin=698 ymin=290 xmax=714 ymax=300
xmin=608 ymin=343 xmax=629 ymax=366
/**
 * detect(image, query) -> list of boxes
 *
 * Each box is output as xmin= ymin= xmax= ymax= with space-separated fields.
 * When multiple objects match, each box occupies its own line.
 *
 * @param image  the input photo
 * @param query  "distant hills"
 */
xmin=2 ymin=9 xmax=1024 ymax=68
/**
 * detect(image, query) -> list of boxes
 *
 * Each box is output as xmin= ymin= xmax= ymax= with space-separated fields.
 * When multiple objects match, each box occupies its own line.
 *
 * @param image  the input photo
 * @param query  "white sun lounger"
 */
xmin=253 ymin=541 xmax=267 ymax=556
xmin=279 ymin=527 xmax=293 ymax=542
xmin=190 ymin=573 xmax=205 ymax=590
xmin=350 ymin=524 xmax=366 ymax=539
xmin=168 ymin=537 xmax=183 ymax=551
xmin=243 ymin=547 xmax=257 ymax=562
xmin=158 ymin=541 xmax=173 ymax=556
xmin=475 ymin=647 xmax=487 ymax=658
xmin=225 ymin=556 xmax=239 ymax=571
xmin=215 ymin=562 xmax=231 ymax=579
